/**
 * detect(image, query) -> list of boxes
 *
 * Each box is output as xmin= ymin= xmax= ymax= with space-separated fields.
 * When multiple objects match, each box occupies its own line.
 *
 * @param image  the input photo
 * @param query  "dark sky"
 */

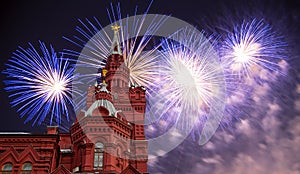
xmin=1 ymin=0 xmax=300 ymax=173
xmin=0 ymin=0 xmax=221 ymax=132
xmin=1 ymin=0 xmax=299 ymax=131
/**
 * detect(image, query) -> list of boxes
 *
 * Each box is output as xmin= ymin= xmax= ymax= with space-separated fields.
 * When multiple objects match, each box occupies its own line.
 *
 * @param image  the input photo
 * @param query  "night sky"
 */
xmin=1 ymin=0 xmax=300 ymax=173
xmin=0 ymin=0 xmax=220 ymax=132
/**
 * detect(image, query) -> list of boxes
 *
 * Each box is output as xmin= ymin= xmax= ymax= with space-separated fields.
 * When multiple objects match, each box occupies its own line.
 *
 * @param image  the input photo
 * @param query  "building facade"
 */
xmin=0 ymin=26 xmax=148 ymax=174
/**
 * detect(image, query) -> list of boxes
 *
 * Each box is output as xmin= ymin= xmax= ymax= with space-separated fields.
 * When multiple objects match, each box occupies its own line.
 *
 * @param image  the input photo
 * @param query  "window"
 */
xmin=94 ymin=142 xmax=104 ymax=170
xmin=21 ymin=162 xmax=32 ymax=174
xmin=2 ymin=163 xmax=13 ymax=174
xmin=116 ymin=147 xmax=122 ymax=168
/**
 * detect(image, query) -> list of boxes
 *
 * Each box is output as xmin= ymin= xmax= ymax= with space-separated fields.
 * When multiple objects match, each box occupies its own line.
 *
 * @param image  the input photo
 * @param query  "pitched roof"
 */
xmin=121 ymin=164 xmax=142 ymax=174
xmin=50 ymin=165 xmax=71 ymax=174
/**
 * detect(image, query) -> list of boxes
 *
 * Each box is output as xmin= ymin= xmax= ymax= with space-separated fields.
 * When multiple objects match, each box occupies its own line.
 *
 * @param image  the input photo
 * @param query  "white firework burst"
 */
xmin=220 ymin=19 xmax=287 ymax=78
xmin=147 ymin=28 xmax=226 ymax=137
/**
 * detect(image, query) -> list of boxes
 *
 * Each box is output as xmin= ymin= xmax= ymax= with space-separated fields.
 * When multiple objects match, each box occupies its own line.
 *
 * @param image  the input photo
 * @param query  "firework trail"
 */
xmin=64 ymin=2 xmax=168 ymax=111
xmin=2 ymin=41 xmax=76 ymax=126
xmin=146 ymin=28 xmax=226 ymax=141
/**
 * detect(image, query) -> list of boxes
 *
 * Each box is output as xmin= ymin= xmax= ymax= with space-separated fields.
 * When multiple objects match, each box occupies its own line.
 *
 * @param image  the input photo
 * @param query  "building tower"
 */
xmin=69 ymin=25 xmax=148 ymax=174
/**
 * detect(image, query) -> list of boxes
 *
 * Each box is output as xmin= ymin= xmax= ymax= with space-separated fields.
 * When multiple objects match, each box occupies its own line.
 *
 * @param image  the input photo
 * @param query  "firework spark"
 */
xmin=220 ymin=19 xmax=287 ymax=78
xmin=2 ymin=42 xmax=75 ymax=126
xmin=147 ymin=28 xmax=226 ymax=140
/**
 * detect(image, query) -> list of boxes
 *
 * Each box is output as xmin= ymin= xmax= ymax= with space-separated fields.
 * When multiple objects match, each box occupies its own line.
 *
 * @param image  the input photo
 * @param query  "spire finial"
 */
xmin=110 ymin=24 xmax=122 ymax=55
xmin=111 ymin=25 xmax=121 ymax=33
xmin=102 ymin=68 xmax=107 ymax=84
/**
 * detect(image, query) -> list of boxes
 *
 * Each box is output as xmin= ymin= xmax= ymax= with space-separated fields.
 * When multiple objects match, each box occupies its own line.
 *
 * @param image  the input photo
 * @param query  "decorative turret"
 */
xmin=84 ymin=68 xmax=118 ymax=117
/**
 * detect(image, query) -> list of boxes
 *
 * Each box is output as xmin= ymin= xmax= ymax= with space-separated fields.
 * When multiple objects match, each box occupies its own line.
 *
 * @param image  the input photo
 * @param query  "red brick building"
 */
xmin=0 ymin=26 xmax=148 ymax=174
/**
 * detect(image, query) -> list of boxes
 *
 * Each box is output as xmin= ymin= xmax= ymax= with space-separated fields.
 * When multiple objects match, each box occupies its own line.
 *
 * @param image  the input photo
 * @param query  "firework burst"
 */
xmin=220 ymin=19 xmax=287 ymax=78
xmin=64 ymin=3 xmax=168 ymax=111
xmin=147 ymin=28 xmax=226 ymax=141
xmin=2 ymin=42 xmax=75 ymax=126
xmin=217 ymin=19 xmax=287 ymax=124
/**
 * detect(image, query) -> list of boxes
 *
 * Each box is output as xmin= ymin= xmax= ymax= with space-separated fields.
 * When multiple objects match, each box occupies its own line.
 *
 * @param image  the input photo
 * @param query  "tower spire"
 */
xmin=110 ymin=24 xmax=122 ymax=55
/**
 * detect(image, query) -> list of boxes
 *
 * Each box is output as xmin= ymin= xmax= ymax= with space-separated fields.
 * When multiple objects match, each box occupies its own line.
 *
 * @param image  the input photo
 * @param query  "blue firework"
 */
xmin=2 ymin=41 xmax=75 ymax=126
xmin=220 ymin=19 xmax=287 ymax=78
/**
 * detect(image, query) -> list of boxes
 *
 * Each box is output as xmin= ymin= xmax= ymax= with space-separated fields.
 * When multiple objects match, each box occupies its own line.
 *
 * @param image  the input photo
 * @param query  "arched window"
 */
xmin=2 ymin=163 xmax=13 ymax=174
xmin=21 ymin=162 xmax=32 ymax=174
xmin=94 ymin=142 xmax=104 ymax=170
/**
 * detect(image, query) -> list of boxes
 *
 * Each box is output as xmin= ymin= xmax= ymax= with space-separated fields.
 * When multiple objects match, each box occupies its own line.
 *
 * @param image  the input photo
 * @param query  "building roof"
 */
xmin=50 ymin=165 xmax=71 ymax=174
xmin=85 ymin=99 xmax=119 ymax=117
xmin=85 ymin=99 xmax=118 ymax=117
xmin=86 ymin=83 xmax=121 ymax=117
xmin=60 ymin=149 xmax=72 ymax=153
xmin=121 ymin=164 xmax=142 ymax=174
xmin=0 ymin=132 xmax=31 ymax=135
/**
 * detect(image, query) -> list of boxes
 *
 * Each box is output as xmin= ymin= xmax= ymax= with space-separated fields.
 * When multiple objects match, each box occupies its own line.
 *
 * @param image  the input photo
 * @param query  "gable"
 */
xmin=121 ymin=164 xmax=141 ymax=174
xmin=51 ymin=165 xmax=71 ymax=174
